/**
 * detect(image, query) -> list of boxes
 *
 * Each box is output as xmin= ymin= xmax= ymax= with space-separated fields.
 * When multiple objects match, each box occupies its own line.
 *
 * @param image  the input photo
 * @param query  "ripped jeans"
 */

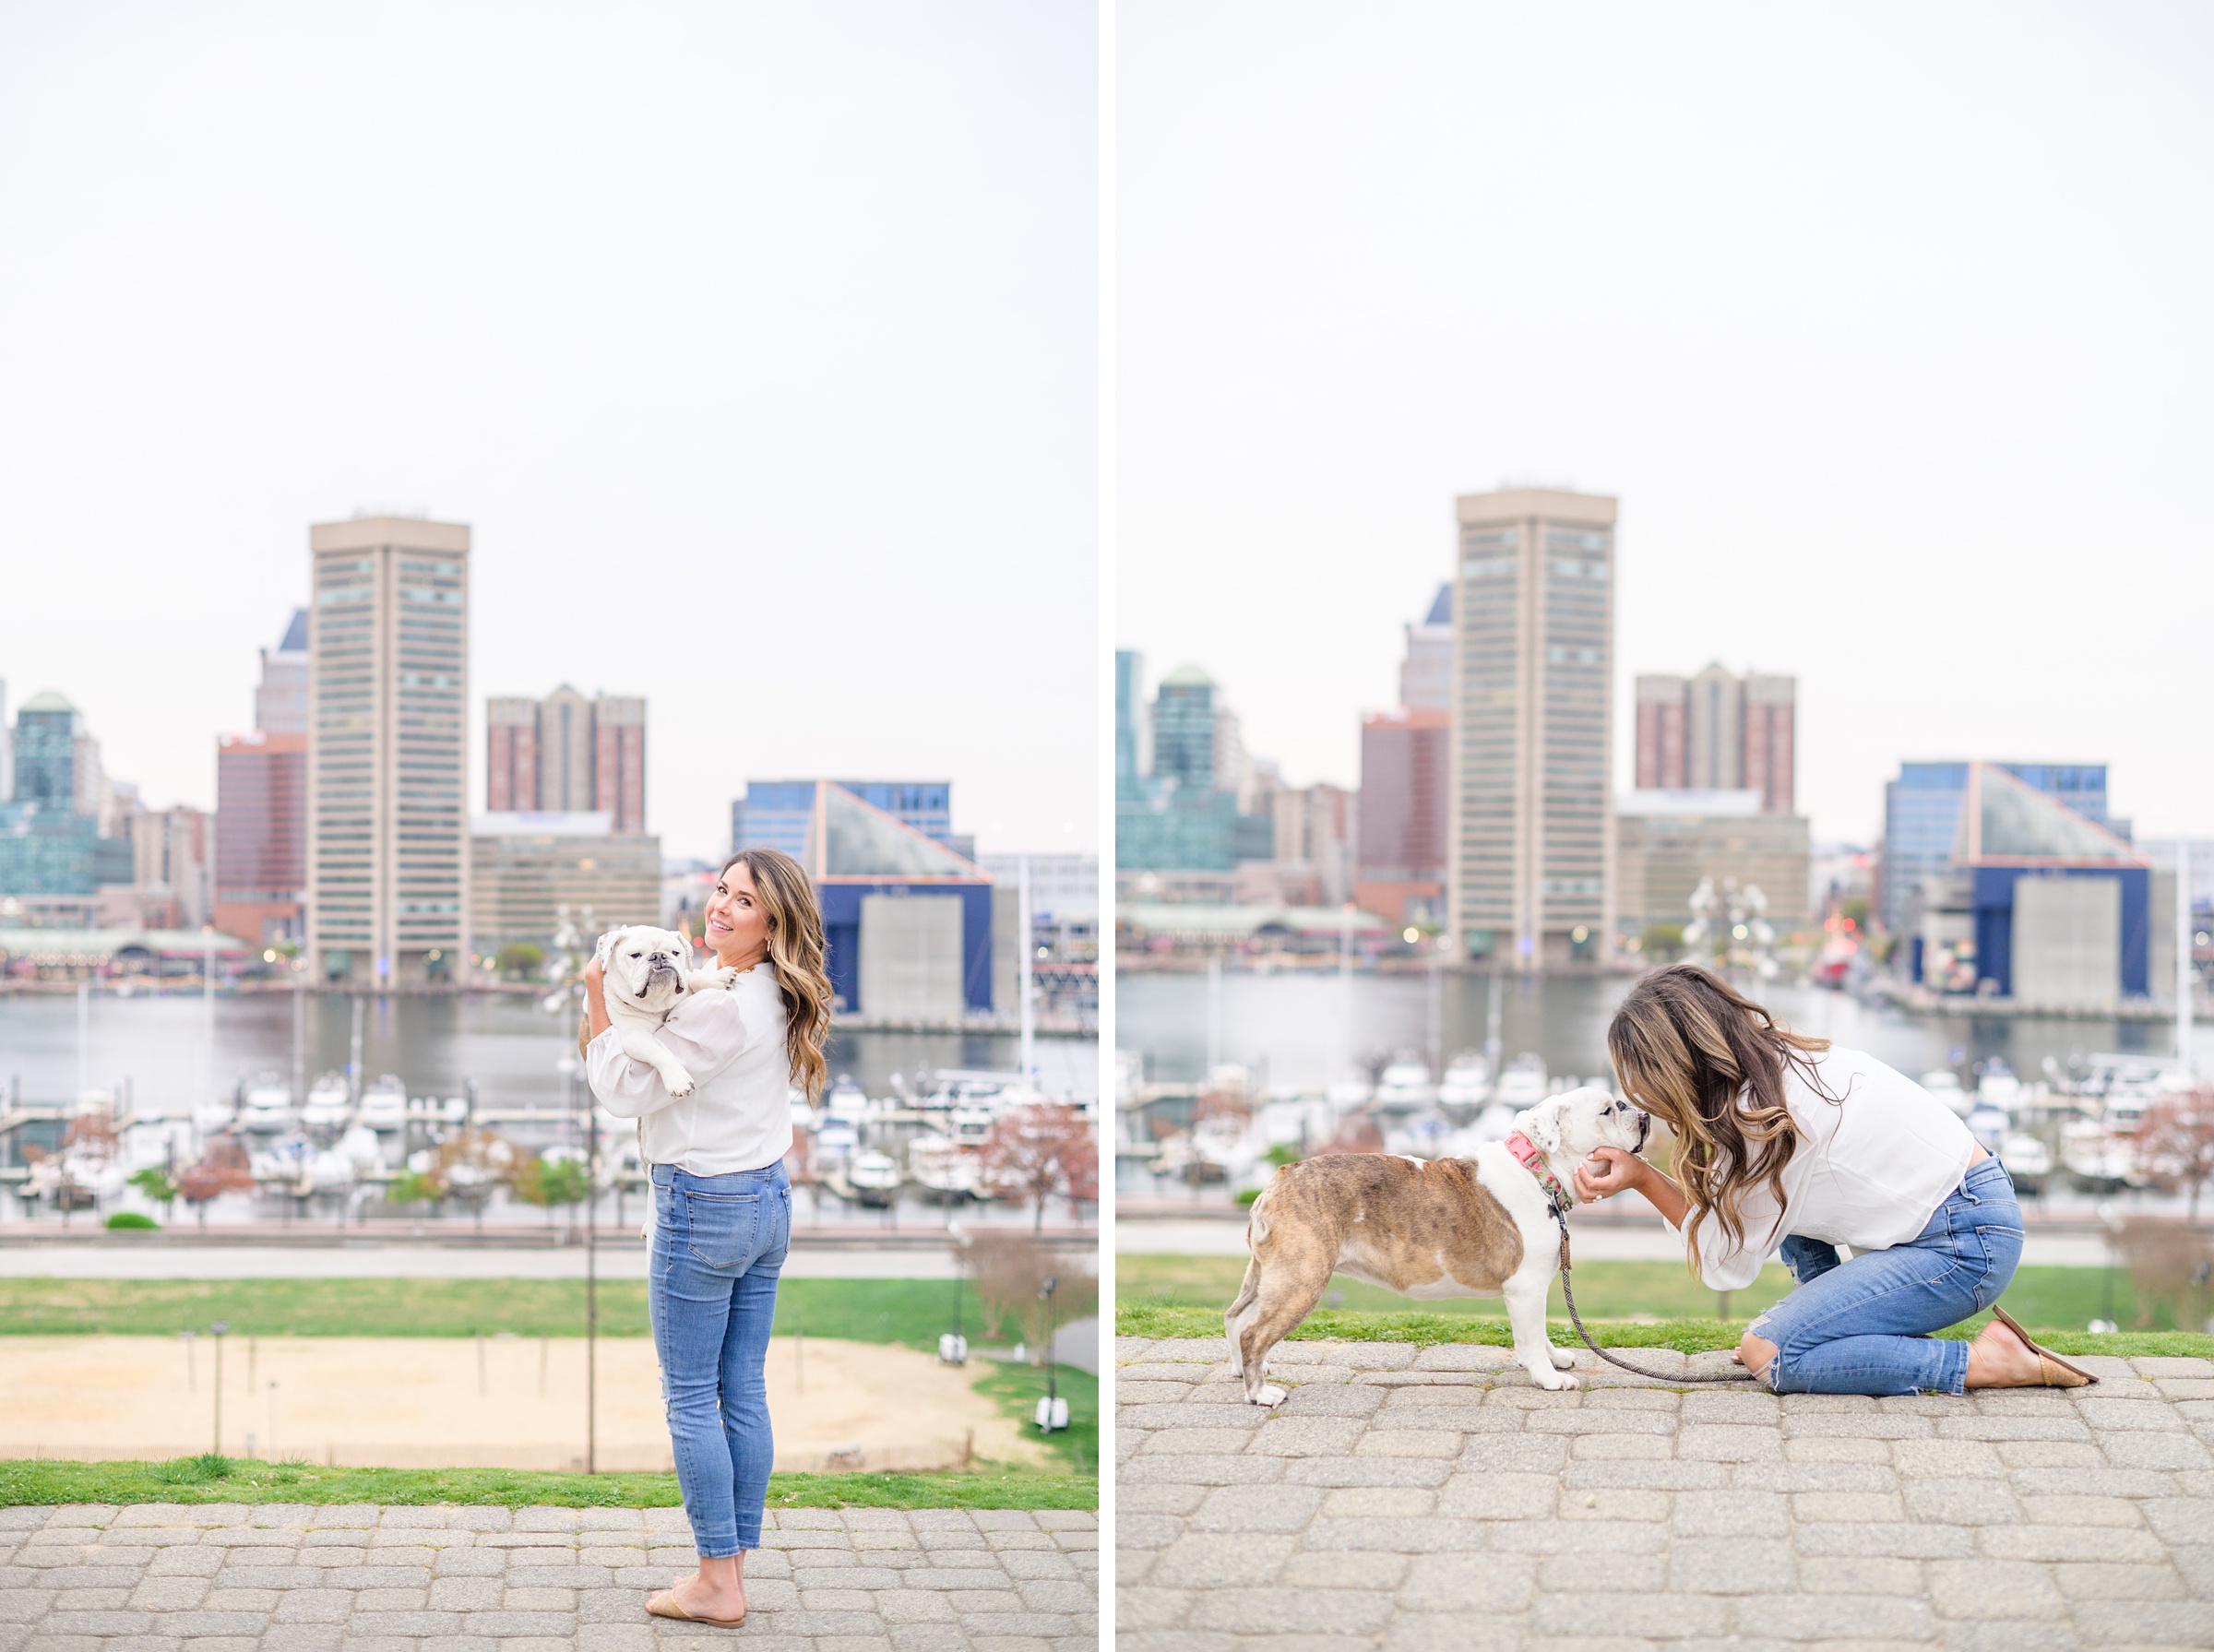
xmin=1748 ymin=1155 xmax=2022 ymax=1396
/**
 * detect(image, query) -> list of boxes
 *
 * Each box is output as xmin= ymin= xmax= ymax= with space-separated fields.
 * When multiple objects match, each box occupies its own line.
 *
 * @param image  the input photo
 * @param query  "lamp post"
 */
xmin=210 ymin=1320 xmax=229 ymax=1456
xmin=941 ymin=1220 xmax=971 ymax=1365
xmin=1033 ymin=1277 xmax=1067 ymax=1432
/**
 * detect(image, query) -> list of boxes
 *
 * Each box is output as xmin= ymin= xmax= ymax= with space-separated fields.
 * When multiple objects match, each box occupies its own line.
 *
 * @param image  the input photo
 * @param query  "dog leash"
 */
xmin=1551 ymin=1208 xmax=1756 ymax=1384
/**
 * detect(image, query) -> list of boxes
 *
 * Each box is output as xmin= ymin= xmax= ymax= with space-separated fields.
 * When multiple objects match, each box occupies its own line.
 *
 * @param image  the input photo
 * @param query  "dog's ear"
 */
xmin=595 ymin=929 xmax=620 ymax=970
xmin=1521 ymin=1099 xmax=1564 ymax=1154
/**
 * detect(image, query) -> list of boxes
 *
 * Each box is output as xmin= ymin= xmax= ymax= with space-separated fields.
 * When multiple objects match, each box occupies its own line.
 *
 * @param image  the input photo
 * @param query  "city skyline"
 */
xmin=0 ymin=2 xmax=1097 ymax=864
xmin=1118 ymin=3 xmax=2214 ymax=846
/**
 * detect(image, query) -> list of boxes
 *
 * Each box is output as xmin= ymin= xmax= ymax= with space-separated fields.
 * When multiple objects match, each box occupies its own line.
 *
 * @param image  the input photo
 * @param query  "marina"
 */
xmin=0 ymin=989 xmax=1097 ymax=1234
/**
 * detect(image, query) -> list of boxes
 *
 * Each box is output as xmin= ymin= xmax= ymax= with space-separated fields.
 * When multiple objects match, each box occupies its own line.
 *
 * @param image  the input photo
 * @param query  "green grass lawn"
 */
xmin=0 ymin=1456 xmax=1095 ymax=1512
xmin=0 ymin=1276 xmax=1039 ymax=1349
xmin=1119 ymin=1254 xmax=2211 ymax=1337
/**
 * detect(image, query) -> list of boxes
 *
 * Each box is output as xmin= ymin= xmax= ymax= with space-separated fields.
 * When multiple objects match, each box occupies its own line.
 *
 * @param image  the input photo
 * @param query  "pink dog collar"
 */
xmin=1504 ymin=1129 xmax=1575 ymax=1215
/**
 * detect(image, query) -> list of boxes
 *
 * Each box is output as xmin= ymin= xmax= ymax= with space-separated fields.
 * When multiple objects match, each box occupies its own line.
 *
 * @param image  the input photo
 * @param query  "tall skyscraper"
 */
xmin=1635 ymin=665 xmax=1795 ymax=814
xmin=13 ymin=692 xmax=80 ymax=807
xmin=256 ymin=611 xmax=309 ymax=736
xmin=482 ymin=688 xmax=646 ymax=832
xmin=1446 ymin=487 xmax=1616 ymax=969
xmin=1150 ymin=666 xmax=1218 ymax=788
xmin=306 ymin=516 xmax=470 ymax=986
xmin=1399 ymin=586 xmax=1453 ymax=713
xmin=1114 ymin=650 xmax=1148 ymax=792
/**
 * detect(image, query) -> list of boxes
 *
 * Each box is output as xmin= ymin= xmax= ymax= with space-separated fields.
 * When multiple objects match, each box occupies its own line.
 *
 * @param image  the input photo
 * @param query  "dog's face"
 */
xmin=1516 ymin=1086 xmax=1649 ymax=1163
xmin=598 ymin=926 xmax=694 ymax=1016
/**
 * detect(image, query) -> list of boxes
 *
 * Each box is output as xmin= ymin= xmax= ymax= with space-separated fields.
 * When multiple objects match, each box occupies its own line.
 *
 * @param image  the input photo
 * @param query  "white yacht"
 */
xmin=848 ymin=1150 xmax=901 ymax=1206
xmin=1436 ymin=1052 xmax=1493 ymax=1118
xmin=1997 ymin=1133 xmax=2052 ymax=1195
xmin=1976 ymin=1059 xmax=2024 ymax=1113
xmin=1494 ymin=1055 xmax=1549 ymax=1111
xmin=1964 ymin=1103 xmax=2009 ymax=1154
xmin=1372 ymin=1055 xmax=1436 ymax=1112
xmin=301 ymin=1076 xmax=351 ymax=1132
xmin=346 ymin=1076 xmax=399 ymax=1132
xmin=1920 ymin=1070 xmax=1970 ymax=1118
xmin=949 ymin=1105 xmax=996 ymax=1147
xmin=239 ymin=1076 xmax=293 ymax=1133
xmin=907 ymin=1133 xmax=976 ymax=1201
xmin=193 ymin=1089 xmax=238 ymax=1136
xmin=2061 ymin=1119 xmax=2140 ymax=1193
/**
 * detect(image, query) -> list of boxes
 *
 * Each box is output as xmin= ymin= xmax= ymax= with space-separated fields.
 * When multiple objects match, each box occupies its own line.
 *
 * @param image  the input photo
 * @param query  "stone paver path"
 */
xmin=1117 ymin=1337 xmax=2214 ymax=1651
xmin=0 ymin=1502 xmax=1096 ymax=1650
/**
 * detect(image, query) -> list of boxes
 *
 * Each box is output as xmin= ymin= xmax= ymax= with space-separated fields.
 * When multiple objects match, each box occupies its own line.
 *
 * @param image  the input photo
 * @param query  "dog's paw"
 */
xmin=710 ymin=966 xmax=741 ymax=990
xmin=1550 ymin=1348 xmax=1578 ymax=1371
xmin=1533 ymin=1370 xmax=1580 ymax=1392
xmin=664 ymin=1071 xmax=696 ymax=1098
xmin=1249 ymin=1384 xmax=1289 ymax=1408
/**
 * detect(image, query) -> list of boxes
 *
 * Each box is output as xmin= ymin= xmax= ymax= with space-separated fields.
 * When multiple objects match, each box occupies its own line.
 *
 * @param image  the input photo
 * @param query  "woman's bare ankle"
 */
xmin=1964 ymin=1317 xmax=2041 ymax=1388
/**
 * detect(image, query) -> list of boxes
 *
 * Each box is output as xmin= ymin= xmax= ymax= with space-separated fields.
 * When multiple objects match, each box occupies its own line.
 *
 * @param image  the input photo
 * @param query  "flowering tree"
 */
xmin=2137 ymin=1089 xmax=2214 ymax=1222
xmin=979 ymin=1103 xmax=1097 ymax=1233
xmin=178 ymin=1136 xmax=254 ymax=1228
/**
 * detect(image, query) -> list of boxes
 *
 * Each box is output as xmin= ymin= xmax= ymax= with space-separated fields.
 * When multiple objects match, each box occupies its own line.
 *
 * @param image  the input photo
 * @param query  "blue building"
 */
xmin=1904 ymin=763 xmax=2148 ymax=1004
xmin=1881 ymin=761 xmax=2110 ymax=934
xmin=0 ymin=802 xmax=101 ymax=895
xmin=1115 ymin=650 xmax=1146 ymax=793
xmin=1150 ymin=666 xmax=1218 ymax=789
xmin=731 ymin=780 xmax=992 ymax=1017
xmin=733 ymin=780 xmax=955 ymax=863
xmin=12 ymin=692 xmax=80 ymax=807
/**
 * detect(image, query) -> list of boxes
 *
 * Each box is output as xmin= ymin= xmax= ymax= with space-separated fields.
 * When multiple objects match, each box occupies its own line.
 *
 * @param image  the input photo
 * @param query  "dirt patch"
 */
xmin=0 ymin=1335 xmax=1049 ymax=1474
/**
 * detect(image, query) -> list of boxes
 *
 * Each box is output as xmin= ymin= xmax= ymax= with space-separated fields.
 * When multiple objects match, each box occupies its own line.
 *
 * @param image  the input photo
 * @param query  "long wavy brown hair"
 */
xmin=1606 ymin=963 xmax=1839 ymax=1278
xmin=721 ymin=847 xmax=835 ymax=1102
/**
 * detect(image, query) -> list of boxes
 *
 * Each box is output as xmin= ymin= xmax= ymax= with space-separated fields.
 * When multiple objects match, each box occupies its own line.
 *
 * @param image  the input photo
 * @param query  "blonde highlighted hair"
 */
xmin=720 ymin=847 xmax=835 ymax=1102
xmin=1605 ymin=963 xmax=1839 ymax=1278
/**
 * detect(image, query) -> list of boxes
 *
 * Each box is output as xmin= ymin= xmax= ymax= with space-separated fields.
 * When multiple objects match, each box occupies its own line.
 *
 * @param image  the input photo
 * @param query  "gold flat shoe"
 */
xmin=647 ymin=1589 xmax=745 ymax=1627
xmin=1991 ymin=1304 xmax=2097 ymax=1388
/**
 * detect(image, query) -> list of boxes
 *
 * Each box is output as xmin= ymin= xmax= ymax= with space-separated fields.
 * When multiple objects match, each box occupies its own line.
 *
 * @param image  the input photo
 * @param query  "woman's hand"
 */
xmin=583 ymin=957 xmax=612 ymax=1042
xmin=1574 ymin=1146 xmax=1648 ymax=1204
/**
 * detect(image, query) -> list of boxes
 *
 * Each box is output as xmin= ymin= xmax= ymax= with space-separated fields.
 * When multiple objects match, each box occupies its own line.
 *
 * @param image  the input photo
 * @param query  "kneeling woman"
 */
xmin=585 ymin=848 xmax=834 ymax=1625
xmin=1577 ymin=964 xmax=2093 ymax=1396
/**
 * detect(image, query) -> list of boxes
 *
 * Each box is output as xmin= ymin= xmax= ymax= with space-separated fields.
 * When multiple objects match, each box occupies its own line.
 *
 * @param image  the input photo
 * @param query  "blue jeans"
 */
xmin=1750 ymin=1155 xmax=2022 ymax=1396
xmin=649 ymin=1160 xmax=791 ymax=1556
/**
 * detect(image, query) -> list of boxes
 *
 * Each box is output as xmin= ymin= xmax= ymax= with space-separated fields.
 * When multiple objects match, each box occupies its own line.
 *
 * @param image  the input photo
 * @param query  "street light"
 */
xmin=210 ymin=1320 xmax=230 ymax=1455
xmin=1033 ymin=1277 xmax=1067 ymax=1432
xmin=941 ymin=1220 xmax=971 ymax=1365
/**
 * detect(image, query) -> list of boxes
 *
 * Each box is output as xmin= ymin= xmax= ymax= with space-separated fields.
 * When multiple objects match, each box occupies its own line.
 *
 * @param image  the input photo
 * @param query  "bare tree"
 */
xmin=2137 ymin=1089 xmax=2214 ymax=1222
xmin=979 ymin=1103 xmax=1095 ymax=1233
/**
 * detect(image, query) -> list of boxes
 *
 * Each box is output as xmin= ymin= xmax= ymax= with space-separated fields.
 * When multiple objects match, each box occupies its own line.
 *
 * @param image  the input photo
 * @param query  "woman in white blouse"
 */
xmin=1577 ymin=964 xmax=2094 ymax=1395
xmin=584 ymin=848 xmax=834 ymax=1626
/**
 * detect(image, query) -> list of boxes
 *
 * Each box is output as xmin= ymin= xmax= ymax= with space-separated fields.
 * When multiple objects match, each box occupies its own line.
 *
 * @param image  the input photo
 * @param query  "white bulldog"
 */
xmin=1226 ymin=1087 xmax=1651 ymax=1401
xmin=587 ymin=926 xmax=739 ymax=1098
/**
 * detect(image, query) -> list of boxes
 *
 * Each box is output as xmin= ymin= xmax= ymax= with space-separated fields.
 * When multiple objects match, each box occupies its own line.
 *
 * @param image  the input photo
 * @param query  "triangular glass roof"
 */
xmin=811 ymin=783 xmax=983 ymax=880
xmin=1957 ymin=763 xmax=2141 ymax=864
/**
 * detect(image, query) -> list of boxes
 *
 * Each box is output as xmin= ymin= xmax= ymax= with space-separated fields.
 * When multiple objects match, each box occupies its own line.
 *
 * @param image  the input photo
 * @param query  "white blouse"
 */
xmin=586 ymin=962 xmax=794 ymax=1176
xmin=1674 ymin=1045 xmax=1978 ymax=1291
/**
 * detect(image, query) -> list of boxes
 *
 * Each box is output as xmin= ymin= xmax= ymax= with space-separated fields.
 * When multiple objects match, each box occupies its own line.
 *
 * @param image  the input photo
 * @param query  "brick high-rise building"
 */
xmin=1446 ymin=487 xmax=1617 ymax=969
xmin=1633 ymin=665 xmax=1794 ymax=814
xmin=1356 ymin=707 xmax=1448 ymax=925
xmin=215 ymin=731 xmax=306 ymax=945
xmin=481 ymin=688 xmax=648 ymax=832
xmin=305 ymin=516 xmax=470 ymax=986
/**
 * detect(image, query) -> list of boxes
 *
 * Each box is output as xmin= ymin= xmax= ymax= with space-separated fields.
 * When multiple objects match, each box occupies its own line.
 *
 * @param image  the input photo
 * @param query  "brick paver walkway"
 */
xmin=1117 ymin=1337 xmax=2214 ymax=1651
xmin=0 ymin=1502 xmax=1096 ymax=1650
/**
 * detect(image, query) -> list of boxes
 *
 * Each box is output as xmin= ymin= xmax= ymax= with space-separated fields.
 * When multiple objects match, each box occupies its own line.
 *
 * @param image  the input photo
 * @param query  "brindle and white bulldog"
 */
xmin=1225 ymin=1087 xmax=1650 ymax=1401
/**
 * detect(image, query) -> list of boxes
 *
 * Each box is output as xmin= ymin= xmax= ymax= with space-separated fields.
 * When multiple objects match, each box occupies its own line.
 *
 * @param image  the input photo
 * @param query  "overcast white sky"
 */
xmin=0 ymin=1 xmax=1096 ymax=864
xmin=1116 ymin=2 xmax=2214 ymax=847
